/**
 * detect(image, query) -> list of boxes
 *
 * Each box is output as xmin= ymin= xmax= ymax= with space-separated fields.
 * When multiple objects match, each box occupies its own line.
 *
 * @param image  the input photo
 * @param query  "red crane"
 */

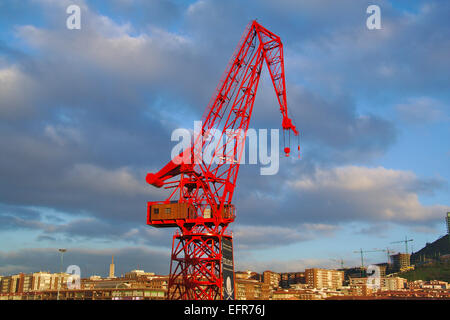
xmin=146 ymin=20 xmax=299 ymax=300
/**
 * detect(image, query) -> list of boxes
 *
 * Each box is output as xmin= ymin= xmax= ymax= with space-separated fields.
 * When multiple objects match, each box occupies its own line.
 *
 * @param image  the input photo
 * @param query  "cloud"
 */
xmin=395 ymin=97 xmax=449 ymax=124
xmin=0 ymin=65 xmax=38 ymax=118
xmin=354 ymin=223 xmax=391 ymax=237
xmin=0 ymin=0 xmax=398 ymax=241
xmin=285 ymin=86 xmax=396 ymax=163
xmin=108 ymin=0 xmax=183 ymax=29
xmin=44 ymin=124 xmax=81 ymax=146
xmin=410 ymin=225 xmax=439 ymax=234
xmin=286 ymin=166 xmax=449 ymax=224
xmin=0 ymin=203 xmax=173 ymax=249
xmin=233 ymin=223 xmax=338 ymax=250
xmin=244 ymin=0 xmax=450 ymax=122
xmin=232 ymin=164 xmax=448 ymax=230
xmin=67 ymin=164 xmax=149 ymax=196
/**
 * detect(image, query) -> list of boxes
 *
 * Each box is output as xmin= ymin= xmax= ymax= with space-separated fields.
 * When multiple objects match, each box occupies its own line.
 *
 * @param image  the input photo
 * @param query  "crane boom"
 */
xmin=353 ymin=248 xmax=385 ymax=269
xmin=146 ymin=20 xmax=298 ymax=224
xmin=391 ymin=236 xmax=413 ymax=254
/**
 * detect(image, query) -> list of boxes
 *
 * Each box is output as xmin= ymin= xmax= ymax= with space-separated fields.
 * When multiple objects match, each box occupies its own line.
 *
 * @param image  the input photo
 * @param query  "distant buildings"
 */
xmin=0 ymin=272 xmax=71 ymax=295
xmin=1 ymin=266 xmax=449 ymax=300
xmin=235 ymin=268 xmax=348 ymax=300
xmin=263 ymin=271 xmax=280 ymax=289
xmin=235 ymin=270 xmax=261 ymax=281
xmin=348 ymin=276 xmax=406 ymax=294
xmin=233 ymin=270 xmax=279 ymax=300
xmin=2 ymin=226 xmax=450 ymax=301
xmin=272 ymin=289 xmax=323 ymax=300
xmin=124 ymin=269 xmax=155 ymax=279
xmin=279 ymin=272 xmax=305 ymax=288
xmin=408 ymin=280 xmax=449 ymax=290
xmin=235 ymin=278 xmax=270 ymax=300
xmin=0 ymin=270 xmax=168 ymax=300
xmin=374 ymin=288 xmax=450 ymax=299
xmin=0 ymin=257 xmax=167 ymax=300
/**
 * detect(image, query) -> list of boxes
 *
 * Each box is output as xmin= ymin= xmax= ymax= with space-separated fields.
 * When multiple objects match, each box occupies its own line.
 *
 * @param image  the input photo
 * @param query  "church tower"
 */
xmin=109 ymin=255 xmax=115 ymax=278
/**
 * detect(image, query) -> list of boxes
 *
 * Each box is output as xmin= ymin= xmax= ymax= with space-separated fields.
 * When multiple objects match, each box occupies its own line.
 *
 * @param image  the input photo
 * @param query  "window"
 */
xmin=154 ymin=208 xmax=159 ymax=214
xmin=165 ymin=208 xmax=171 ymax=214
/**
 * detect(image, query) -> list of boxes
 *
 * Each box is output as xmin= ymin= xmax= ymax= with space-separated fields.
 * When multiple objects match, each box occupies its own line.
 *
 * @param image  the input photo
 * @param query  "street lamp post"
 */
xmin=57 ymin=248 xmax=67 ymax=300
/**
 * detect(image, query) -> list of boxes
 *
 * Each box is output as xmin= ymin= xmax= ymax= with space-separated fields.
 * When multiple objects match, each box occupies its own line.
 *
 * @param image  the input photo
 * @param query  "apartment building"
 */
xmin=349 ymin=276 xmax=406 ymax=292
xmin=235 ymin=278 xmax=270 ymax=300
xmin=305 ymin=268 xmax=344 ymax=290
xmin=263 ymin=271 xmax=280 ymax=289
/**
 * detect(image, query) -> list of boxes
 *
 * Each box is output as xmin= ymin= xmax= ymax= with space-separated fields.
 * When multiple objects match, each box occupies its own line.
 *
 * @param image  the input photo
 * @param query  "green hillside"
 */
xmin=399 ymin=260 xmax=450 ymax=282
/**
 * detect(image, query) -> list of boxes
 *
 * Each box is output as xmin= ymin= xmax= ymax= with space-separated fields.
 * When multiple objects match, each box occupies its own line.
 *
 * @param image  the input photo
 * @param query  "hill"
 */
xmin=411 ymin=234 xmax=450 ymax=264
xmin=399 ymin=259 xmax=450 ymax=282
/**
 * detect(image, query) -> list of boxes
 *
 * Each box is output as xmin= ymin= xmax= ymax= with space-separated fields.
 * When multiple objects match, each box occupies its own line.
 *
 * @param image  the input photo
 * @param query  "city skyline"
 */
xmin=1 ymin=0 xmax=449 ymax=278
xmin=2 ymin=262 xmax=449 ymax=300
xmin=0 ymin=231 xmax=447 ymax=278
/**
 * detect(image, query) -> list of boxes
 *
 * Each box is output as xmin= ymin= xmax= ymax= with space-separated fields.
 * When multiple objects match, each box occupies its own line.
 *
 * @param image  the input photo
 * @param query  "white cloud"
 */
xmin=233 ymin=223 xmax=338 ymax=249
xmin=15 ymin=12 xmax=193 ymax=79
xmin=0 ymin=66 xmax=38 ymax=117
xmin=288 ymin=166 xmax=449 ymax=223
xmin=395 ymin=97 xmax=449 ymax=124
xmin=290 ymin=166 xmax=415 ymax=192
xmin=66 ymin=164 xmax=152 ymax=197
xmin=44 ymin=125 xmax=81 ymax=146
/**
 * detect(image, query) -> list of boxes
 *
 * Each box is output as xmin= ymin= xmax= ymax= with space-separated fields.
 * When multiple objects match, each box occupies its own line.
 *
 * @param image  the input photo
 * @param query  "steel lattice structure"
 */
xmin=145 ymin=20 xmax=299 ymax=300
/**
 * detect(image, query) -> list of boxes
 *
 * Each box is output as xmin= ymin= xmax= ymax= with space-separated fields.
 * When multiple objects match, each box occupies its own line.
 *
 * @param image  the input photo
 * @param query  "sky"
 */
xmin=0 ymin=0 xmax=449 ymax=277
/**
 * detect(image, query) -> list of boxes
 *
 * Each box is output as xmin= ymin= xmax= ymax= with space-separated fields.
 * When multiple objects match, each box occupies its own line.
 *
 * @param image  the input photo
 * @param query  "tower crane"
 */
xmin=384 ymin=247 xmax=396 ymax=264
xmin=330 ymin=258 xmax=345 ymax=269
xmin=145 ymin=20 xmax=299 ymax=300
xmin=353 ymin=248 xmax=385 ymax=270
xmin=391 ymin=236 xmax=413 ymax=254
